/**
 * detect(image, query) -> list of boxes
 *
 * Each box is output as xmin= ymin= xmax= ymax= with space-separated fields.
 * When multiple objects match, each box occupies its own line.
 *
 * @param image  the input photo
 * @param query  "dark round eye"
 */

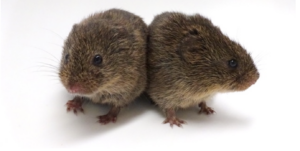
xmin=228 ymin=59 xmax=238 ymax=68
xmin=65 ymin=54 xmax=69 ymax=64
xmin=93 ymin=54 xmax=102 ymax=66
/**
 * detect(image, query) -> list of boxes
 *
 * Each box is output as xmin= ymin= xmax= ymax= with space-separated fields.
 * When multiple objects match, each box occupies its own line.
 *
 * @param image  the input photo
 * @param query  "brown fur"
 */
xmin=146 ymin=12 xmax=259 ymax=114
xmin=59 ymin=9 xmax=147 ymax=108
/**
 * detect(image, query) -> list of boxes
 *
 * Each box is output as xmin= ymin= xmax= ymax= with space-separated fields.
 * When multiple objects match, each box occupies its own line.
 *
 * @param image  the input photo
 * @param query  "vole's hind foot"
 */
xmin=66 ymin=97 xmax=84 ymax=115
xmin=98 ymin=106 xmax=120 ymax=125
xmin=198 ymin=102 xmax=215 ymax=115
xmin=163 ymin=117 xmax=185 ymax=128
xmin=98 ymin=114 xmax=117 ymax=124
xmin=163 ymin=108 xmax=186 ymax=127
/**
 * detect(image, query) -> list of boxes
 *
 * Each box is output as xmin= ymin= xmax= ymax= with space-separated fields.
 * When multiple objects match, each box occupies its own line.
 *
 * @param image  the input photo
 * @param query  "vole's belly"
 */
xmin=177 ymin=98 xmax=205 ymax=108
xmin=163 ymin=91 xmax=214 ymax=109
xmin=177 ymin=96 xmax=210 ymax=108
xmin=87 ymin=92 xmax=129 ymax=107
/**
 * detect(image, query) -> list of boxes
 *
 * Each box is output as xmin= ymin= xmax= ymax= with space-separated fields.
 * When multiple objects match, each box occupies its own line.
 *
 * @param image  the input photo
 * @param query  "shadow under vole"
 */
xmin=52 ymin=94 xmax=149 ymax=146
xmin=54 ymin=92 xmax=247 ymax=146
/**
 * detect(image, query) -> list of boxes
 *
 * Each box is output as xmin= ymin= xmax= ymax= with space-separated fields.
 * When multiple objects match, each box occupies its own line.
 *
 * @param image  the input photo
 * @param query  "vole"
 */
xmin=59 ymin=8 xmax=147 ymax=124
xmin=146 ymin=12 xmax=259 ymax=127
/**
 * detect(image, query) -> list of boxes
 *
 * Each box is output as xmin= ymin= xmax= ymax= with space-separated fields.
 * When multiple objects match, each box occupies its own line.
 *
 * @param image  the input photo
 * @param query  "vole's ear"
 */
xmin=110 ymin=26 xmax=129 ymax=38
xmin=176 ymin=30 xmax=207 ymax=65
xmin=70 ymin=24 xmax=78 ymax=33
xmin=72 ymin=24 xmax=78 ymax=30
xmin=72 ymin=24 xmax=78 ymax=29
xmin=108 ymin=26 xmax=132 ymax=54
xmin=188 ymin=28 xmax=199 ymax=36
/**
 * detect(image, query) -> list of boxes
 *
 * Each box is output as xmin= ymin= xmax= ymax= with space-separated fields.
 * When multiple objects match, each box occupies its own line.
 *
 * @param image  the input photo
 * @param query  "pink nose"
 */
xmin=251 ymin=73 xmax=259 ymax=85
xmin=68 ymin=84 xmax=82 ymax=93
xmin=250 ymin=78 xmax=257 ymax=85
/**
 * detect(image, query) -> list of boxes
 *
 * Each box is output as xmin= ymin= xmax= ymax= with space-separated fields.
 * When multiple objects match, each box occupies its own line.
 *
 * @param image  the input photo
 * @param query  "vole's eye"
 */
xmin=93 ymin=54 xmax=102 ymax=66
xmin=65 ymin=54 xmax=69 ymax=64
xmin=228 ymin=59 xmax=238 ymax=68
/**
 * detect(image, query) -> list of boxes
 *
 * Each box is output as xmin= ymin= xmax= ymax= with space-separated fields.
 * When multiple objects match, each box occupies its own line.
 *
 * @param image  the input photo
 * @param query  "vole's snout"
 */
xmin=68 ymin=84 xmax=81 ymax=94
xmin=251 ymin=72 xmax=260 ymax=85
xmin=232 ymin=70 xmax=259 ymax=91
xmin=67 ymin=82 xmax=85 ymax=94
xmin=248 ymin=77 xmax=258 ymax=87
xmin=242 ymin=71 xmax=260 ymax=89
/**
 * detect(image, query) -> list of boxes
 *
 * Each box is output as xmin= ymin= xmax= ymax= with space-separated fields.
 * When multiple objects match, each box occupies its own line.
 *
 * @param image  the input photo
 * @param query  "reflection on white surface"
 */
xmin=1 ymin=0 xmax=299 ymax=150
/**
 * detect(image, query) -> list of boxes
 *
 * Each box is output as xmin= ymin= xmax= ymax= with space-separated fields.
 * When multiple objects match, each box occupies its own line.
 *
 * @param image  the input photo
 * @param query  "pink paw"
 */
xmin=97 ymin=114 xmax=117 ymax=125
xmin=163 ymin=117 xmax=186 ymax=127
xmin=66 ymin=98 xmax=84 ymax=115
xmin=198 ymin=106 xmax=215 ymax=115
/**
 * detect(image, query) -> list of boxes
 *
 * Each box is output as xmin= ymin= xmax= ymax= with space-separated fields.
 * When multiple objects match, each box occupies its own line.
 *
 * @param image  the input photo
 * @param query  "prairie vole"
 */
xmin=146 ymin=12 xmax=259 ymax=127
xmin=59 ymin=9 xmax=147 ymax=124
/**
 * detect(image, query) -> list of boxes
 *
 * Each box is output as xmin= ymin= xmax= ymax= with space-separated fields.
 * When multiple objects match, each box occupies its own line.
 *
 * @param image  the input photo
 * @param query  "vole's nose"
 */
xmin=250 ymin=78 xmax=258 ymax=85
xmin=251 ymin=72 xmax=260 ymax=85
xmin=68 ymin=84 xmax=83 ymax=94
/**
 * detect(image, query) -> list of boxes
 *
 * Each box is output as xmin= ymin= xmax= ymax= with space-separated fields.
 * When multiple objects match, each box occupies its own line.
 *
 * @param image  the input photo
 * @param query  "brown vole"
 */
xmin=146 ymin=12 xmax=259 ymax=127
xmin=59 ymin=9 xmax=147 ymax=124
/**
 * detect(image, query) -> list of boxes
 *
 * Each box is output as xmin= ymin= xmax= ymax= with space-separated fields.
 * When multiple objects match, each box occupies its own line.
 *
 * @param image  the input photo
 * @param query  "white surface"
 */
xmin=1 ymin=0 xmax=299 ymax=150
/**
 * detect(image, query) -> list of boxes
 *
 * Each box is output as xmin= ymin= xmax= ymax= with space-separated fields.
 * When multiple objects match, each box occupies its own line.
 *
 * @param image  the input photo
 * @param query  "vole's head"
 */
xmin=179 ymin=14 xmax=259 ymax=92
xmin=59 ymin=20 xmax=134 ymax=96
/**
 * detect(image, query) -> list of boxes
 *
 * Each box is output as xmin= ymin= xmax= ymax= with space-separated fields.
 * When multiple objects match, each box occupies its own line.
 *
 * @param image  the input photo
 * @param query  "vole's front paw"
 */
xmin=66 ymin=97 xmax=84 ymax=115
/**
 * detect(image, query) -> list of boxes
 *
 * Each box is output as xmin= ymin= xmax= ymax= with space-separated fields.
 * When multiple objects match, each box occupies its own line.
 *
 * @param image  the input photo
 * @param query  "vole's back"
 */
xmin=147 ymin=12 xmax=217 ymax=69
xmin=81 ymin=9 xmax=147 ymax=36
xmin=149 ymin=12 xmax=214 ymax=44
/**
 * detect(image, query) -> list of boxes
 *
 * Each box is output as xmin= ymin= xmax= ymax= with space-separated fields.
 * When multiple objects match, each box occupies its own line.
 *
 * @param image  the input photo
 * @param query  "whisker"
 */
xmin=50 ymin=43 xmax=63 ymax=48
xmin=41 ymin=76 xmax=60 ymax=79
xmin=34 ymin=71 xmax=60 ymax=77
xmin=35 ymin=65 xmax=58 ymax=70
xmin=32 ymin=69 xmax=59 ymax=73
xmin=36 ymin=62 xmax=59 ymax=69
xmin=33 ymin=67 xmax=59 ymax=73
xmin=37 ymin=74 xmax=59 ymax=78
xmin=41 ymin=77 xmax=60 ymax=81
xmin=29 ymin=64 xmax=58 ymax=70
xmin=32 ymin=72 xmax=59 ymax=77
xmin=36 ymin=57 xmax=61 ymax=64
xmin=42 ymin=27 xmax=65 ymax=40
xmin=25 ymin=45 xmax=60 ymax=61
xmin=29 ymin=65 xmax=59 ymax=73
xmin=44 ymin=80 xmax=62 ymax=85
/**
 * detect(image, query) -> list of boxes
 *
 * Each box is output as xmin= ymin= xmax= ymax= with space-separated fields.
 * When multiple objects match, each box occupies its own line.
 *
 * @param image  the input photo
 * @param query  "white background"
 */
xmin=1 ymin=0 xmax=299 ymax=150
